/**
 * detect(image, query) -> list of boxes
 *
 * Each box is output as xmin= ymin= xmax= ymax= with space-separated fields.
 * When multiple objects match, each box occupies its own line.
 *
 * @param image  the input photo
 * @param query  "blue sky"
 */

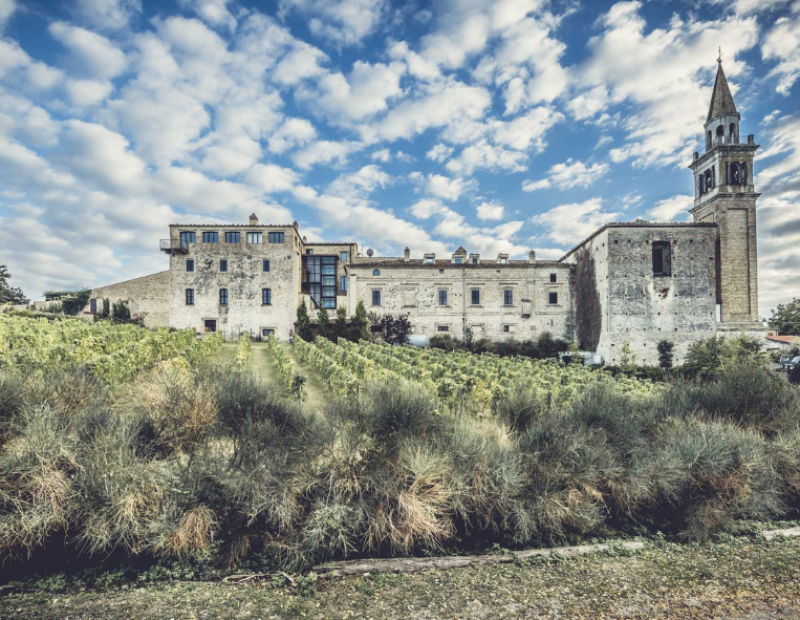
xmin=0 ymin=0 xmax=799 ymax=317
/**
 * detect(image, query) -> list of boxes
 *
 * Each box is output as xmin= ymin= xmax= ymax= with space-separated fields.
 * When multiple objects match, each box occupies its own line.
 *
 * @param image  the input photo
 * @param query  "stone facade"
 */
xmin=347 ymin=252 xmax=573 ymax=341
xmin=562 ymin=224 xmax=718 ymax=365
xmin=86 ymin=271 xmax=170 ymax=328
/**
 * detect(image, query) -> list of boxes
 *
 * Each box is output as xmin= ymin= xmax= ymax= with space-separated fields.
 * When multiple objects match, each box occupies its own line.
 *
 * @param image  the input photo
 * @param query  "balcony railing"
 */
xmin=160 ymin=239 xmax=189 ymax=254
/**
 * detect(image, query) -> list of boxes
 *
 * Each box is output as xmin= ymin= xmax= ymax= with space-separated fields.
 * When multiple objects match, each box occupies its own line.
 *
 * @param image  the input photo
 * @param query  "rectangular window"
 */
xmin=471 ymin=289 xmax=480 ymax=305
xmin=220 ymin=259 xmax=228 ymax=273
xmin=219 ymin=289 xmax=228 ymax=305
xmin=500 ymin=257 xmax=508 ymax=264
xmin=262 ymin=259 xmax=270 ymax=272
xmin=503 ymin=289 xmax=513 ymax=305
xmin=307 ymin=249 xmax=314 ymax=254
xmin=247 ymin=232 xmax=262 ymax=244
xmin=426 ymin=257 xmax=434 ymax=264
xmin=438 ymin=289 xmax=448 ymax=306
xmin=90 ymin=298 xmax=97 ymax=314
xmin=179 ymin=231 xmax=196 ymax=248
xmin=305 ymin=255 xmax=338 ymax=310
xmin=652 ymin=241 xmax=672 ymax=276
xmin=437 ymin=325 xmax=449 ymax=332
xmin=340 ymin=276 xmax=347 ymax=292
xmin=503 ymin=325 xmax=510 ymax=333
xmin=262 ymin=328 xmax=275 ymax=338
xmin=225 ymin=231 xmax=240 ymax=244
xmin=186 ymin=259 xmax=194 ymax=272
xmin=262 ymin=288 xmax=271 ymax=305
xmin=549 ymin=292 xmax=558 ymax=305
xmin=471 ymin=257 xmax=478 ymax=265
xmin=340 ymin=252 xmax=347 ymax=262
xmin=372 ymin=289 xmax=381 ymax=306
xmin=550 ymin=273 xmax=557 ymax=283
xmin=202 ymin=231 xmax=218 ymax=243
xmin=185 ymin=289 xmax=194 ymax=305
xmin=268 ymin=231 xmax=285 ymax=244
xmin=454 ymin=257 xmax=462 ymax=264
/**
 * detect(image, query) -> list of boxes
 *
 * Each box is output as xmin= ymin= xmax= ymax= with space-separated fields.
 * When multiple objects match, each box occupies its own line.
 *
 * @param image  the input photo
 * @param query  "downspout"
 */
xmin=462 ymin=267 xmax=467 ymax=340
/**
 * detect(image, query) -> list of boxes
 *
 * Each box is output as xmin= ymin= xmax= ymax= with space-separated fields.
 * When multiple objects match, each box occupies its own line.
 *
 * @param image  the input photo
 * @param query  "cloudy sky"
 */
xmin=0 ymin=0 xmax=799 ymax=316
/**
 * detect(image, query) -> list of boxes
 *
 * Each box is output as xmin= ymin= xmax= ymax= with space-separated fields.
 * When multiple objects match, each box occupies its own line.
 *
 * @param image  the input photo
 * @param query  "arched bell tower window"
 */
xmin=731 ymin=162 xmax=740 ymax=184
xmin=740 ymin=162 xmax=748 ymax=185
xmin=729 ymin=123 xmax=737 ymax=144
xmin=706 ymin=131 xmax=712 ymax=151
xmin=716 ymin=125 xmax=725 ymax=145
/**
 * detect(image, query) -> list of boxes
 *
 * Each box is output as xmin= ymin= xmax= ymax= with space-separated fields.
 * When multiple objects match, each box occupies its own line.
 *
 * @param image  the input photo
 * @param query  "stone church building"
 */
xmin=86 ymin=60 xmax=763 ymax=365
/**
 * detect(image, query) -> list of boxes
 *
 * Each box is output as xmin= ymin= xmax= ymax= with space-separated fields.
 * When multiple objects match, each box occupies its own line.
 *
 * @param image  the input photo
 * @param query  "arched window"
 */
xmin=372 ymin=269 xmax=380 ymax=276
xmin=731 ymin=163 xmax=740 ymax=184
xmin=729 ymin=123 xmax=737 ymax=144
xmin=705 ymin=169 xmax=712 ymax=191
xmin=716 ymin=125 xmax=725 ymax=145
xmin=740 ymin=162 xmax=748 ymax=185
xmin=699 ymin=174 xmax=706 ymax=195
xmin=706 ymin=131 xmax=712 ymax=151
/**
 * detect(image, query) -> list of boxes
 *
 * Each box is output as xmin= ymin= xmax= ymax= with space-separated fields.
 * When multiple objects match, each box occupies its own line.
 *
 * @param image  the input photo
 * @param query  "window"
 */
xmin=372 ymin=269 xmax=381 ymax=276
xmin=500 ymin=257 xmax=508 ymax=265
xmin=549 ymin=292 xmax=558 ymax=305
xmin=247 ymin=232 xmax=262 ymax=244
xmin=202 ymin=231 xmax=218 ymax=243
xmin=219 ymin=289 xmax=228 ymax=305
xmin=471 ymin=257 xmax=478 ymax=265
xmin=503 ymin=289 xmax=514 ymax=305
xmin=471 ymin=289 xmax=480 ymax=305
xmin=372 ymin=289 xmax=381 ymax=306
xmin=340 ymin=252 xmax=347 ymax=262
xmin=340 ymin=276 xmax=347 ymax=292
xmin=262 ymin=259 xmax=270 ymax=272
xmin=652 ymin=241 xmax=672 ymax=276
xmin=503 ymin=325 xmax=510 ymax=333
xmin=262 ymin=288 xmax=271 ymax=305
xmin=307 ymin=249 xmax=314 ymax=254
xmin=225 ymin=231 xmax=240 ymax=244
xmin=437 ymin=325 xmax=449 ymax=332
xmin=186 ymin=259 xmax=194 ymax=272
xmin=550 ymin=273 xmax=557 ymax=283
xmin=179 ymin=231 xmax=196 ymax=248
xmin=268 ymin=231 xmax=284 ymax=244
xmin=438 ymin=269 xmax=444 ymax=274
xmin=90 ymin=298 xmax=97 ymax=314
xmin=426 ymin=257 xmax=434 ymax=264
xmin=185 ymin=289 xmax=194 ymax=305
xmin=220 ymin=259 xmax=228 ymax=273
xmin=438 ymin=289 xmax=448 ymax=306
xmin=305 ymin=255 xmax=337 ymax=309
xmin=262 ymin=328 xmax=275 ymax=338
xmin=454 ymin=257 xmax=462 ymax=265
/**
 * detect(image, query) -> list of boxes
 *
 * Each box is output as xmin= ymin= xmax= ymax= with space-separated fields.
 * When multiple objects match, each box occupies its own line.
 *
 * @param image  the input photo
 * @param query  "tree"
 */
xmin=351 ymin=300 xmax=370 ymax=341
xmin=373 ymin=313 xmax=413 ymax=345
xmin=296 ymin=300 xmax=312 ymax=341
xmin=657 ymin=340 xmax=675 ymax=370
xmin=0 ymin=265 xmax=28 ymax=304
xmin=768 ymin=298 xmax=800 ymax=336
xmin=317 ymin=306 xmax=330 ymax=339
xmin=332 ymin=306 xmax=348 ymax=341
xmin=574 ymin=249 xmax=602 ymax=350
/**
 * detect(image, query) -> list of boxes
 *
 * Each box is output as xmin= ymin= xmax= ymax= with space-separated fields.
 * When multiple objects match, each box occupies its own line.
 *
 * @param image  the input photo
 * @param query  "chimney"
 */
xmin=249 ymin=213 xmax=259 ymax=226
xmin=747 ymin=134 xmax=755 ymax=144
xmin=528 ymin=250 xmax=536 ymax=262
xmin=303 ymin=236 xmax=307 ymax=242
xmin=404 ymin=247 xmax=411 ymax=261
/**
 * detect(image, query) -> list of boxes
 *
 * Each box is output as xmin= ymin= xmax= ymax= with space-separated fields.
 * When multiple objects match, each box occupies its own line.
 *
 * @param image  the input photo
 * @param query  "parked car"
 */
xmin=785 ymin=356 xmax=800 ymax=372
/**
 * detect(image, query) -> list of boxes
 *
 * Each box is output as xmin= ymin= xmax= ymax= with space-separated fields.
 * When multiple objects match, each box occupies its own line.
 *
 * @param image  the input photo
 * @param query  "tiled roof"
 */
xmin=707 ymin=61 xmax=738 ymax=123
xmin=766 ymin=335 xmax=800 ymax=344
xmin=347 ymin=258 xmax=571 ymax=268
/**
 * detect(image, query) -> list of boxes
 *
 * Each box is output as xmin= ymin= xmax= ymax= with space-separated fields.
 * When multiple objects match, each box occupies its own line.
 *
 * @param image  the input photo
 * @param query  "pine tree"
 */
xmin=352 ymin=300 xmax=370 ymax=341
xmin=0 ymin=265 xmax=28 ymax=304
xmin=317 ymin=306 xmax=330 ymax=339
xmin=297 ymin=299 xmax=313 ymax=341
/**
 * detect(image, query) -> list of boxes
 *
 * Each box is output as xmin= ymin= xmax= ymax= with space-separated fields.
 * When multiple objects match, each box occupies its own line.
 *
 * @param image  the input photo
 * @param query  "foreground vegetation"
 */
xmin=4 ymin=535 xmax=800 ymax=619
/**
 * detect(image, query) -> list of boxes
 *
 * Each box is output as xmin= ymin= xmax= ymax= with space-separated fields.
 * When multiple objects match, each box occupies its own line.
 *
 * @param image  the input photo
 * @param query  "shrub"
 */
xmin=657 ymin=340 xmax=675 ymax=370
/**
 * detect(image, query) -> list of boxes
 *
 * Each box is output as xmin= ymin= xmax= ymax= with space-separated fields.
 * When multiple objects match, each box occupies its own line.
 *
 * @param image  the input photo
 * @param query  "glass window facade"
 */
xmin=305 ymin=255 xmax=337 ymax=309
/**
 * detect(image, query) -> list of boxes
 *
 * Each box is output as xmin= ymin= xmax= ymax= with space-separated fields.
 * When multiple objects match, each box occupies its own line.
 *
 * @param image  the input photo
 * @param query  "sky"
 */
xmin=0 ymin=0 xmax=799 ymax=317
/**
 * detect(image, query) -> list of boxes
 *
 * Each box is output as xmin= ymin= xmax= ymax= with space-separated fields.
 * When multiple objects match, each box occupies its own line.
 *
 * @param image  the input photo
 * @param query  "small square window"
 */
xmin=438 ymin=269 xmax=444 ymax=274
xmin=262 ymin=288 xmax=271 ymax=305
xmin=185 ymin=289 xmax=194 ymax=305
xmin=220 ymin=259 xmax=228 ymax=273
xmin=372 ymin=290 xmax=381 ymax=306
xmin=549 ymin=292 xmax=558 ymax=305
xmin=186 ymin=259 xmax=194 ymax=272
xmin=550 ymin=273 xmax=557 ymax=283
xmin=262 ymin=259 xmax=270 ymax=272
xmin=219 ymin=289 xmax=228 ymax=305
xmin=268 ymin=231 xmax=285 ymax=244
xmin=437 ymin=325 xmax=449 ymax=332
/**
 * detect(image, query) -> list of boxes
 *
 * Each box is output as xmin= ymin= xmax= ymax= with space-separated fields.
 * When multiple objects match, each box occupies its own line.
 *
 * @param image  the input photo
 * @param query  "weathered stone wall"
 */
xmin=564 ymin=224 xmax=717 ymax=365
xmin=86 ymin=271 xmax=171 ymax=328
xmin=167 ymin=224 xmax=302 ymax=340
xmin=347 ymin=259 xmax=573 ymax=342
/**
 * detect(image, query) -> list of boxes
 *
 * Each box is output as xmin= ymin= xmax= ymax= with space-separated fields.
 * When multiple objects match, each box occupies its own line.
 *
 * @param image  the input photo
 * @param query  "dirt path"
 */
xmin=216 ymin=342 xmax=238 ymax=365
xmin=286 ymin=345 xmax=327 ymax=414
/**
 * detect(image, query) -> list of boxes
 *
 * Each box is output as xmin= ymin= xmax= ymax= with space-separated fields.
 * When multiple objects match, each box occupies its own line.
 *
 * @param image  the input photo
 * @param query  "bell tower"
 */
xmin=688 ymin=55 xmax=760 ymax=326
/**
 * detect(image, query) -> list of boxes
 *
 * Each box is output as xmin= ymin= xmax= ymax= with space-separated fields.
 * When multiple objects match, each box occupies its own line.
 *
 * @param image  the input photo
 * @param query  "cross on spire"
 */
xmin=717 ymin=46 xmax=723 ymax=64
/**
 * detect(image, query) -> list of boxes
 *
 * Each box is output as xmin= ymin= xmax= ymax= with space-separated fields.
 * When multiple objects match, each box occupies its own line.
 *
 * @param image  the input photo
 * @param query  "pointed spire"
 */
xmin=706 ymin=58 xmax=737 ymax=124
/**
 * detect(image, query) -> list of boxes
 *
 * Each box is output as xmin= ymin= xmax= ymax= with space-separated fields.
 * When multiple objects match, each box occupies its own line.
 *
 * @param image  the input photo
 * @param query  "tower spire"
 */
xmin=707 ymin=56 xmax=737 ymax=124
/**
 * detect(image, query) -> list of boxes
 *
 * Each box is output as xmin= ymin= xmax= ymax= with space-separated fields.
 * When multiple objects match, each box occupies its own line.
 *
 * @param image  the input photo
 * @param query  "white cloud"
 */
xmin=0 ymin=0 xmax=16 ymax=31
xmin=291 ymin=140 xmax=359 ymax=169
xmin=762 ymin=14 xmax=800 ymax=95
xmin=427 ymin=143 xmax=453 ymax=163
xmin=327 ymin=164 xmax=391 ymax=200
xmin=476 ymin=201 xmax=504 ymax=220
xmin=244 ymin=164 xmax=300 ymax=194
xmin=278 ymin=0 xmax=388 ymax=46
xmin=71 ymin=0 xmax=143 ymax=31
xmin=180 ymin=0 xmax=237 ymax=32
xmin=371 ymin=148 xmax=391 ymax=162
xmin=532 ymin=197 xmax=620 ymax=245
xmin=65 ymin=78 xmax=114 ymax=106
xmin=268 ymin=118 xmax=317 ymax=154
xmin=272 ymin=42 xmax=328 ymax=85
xmin=646 ymin=195 xmax=693 ymax=221
xmin=49 ymin=22 xmax=128 ymax=80
xmin=446 ymin=141 xmax=527 ymax=175
xmin=522 ymin=159 xmax=609 ymax=191
xmin=426 ymin=173 xmax=466 ymax=201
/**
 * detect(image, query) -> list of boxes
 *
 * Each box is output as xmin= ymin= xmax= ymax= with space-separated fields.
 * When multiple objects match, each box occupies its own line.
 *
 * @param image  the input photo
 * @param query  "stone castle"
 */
xmin=86 ymin=60 xmax=763 ymax=365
